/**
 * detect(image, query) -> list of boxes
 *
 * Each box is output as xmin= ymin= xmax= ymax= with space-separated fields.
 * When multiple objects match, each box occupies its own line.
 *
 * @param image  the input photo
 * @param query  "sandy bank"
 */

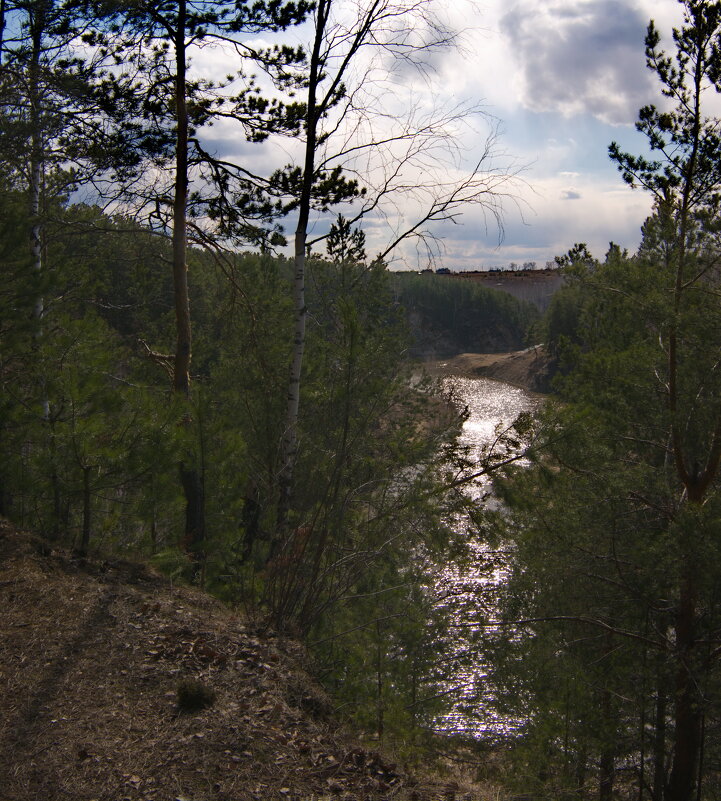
xmin=422 ymin=347 xmax=554 ymax=394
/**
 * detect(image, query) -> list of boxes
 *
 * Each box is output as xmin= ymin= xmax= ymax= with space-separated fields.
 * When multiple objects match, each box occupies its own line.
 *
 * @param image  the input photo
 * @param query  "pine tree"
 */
xmin=609 ymin=4 xmax=721 ymax=797
xmin=96 ymin=0 xmax=310 ymax=576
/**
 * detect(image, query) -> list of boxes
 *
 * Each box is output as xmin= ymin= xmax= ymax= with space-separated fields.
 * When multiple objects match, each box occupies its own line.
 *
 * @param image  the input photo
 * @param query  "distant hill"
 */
xmin=394 ymin=272 xmax=540 ymax=359
xmin=450 ymin=269 xmax=565 ymax=312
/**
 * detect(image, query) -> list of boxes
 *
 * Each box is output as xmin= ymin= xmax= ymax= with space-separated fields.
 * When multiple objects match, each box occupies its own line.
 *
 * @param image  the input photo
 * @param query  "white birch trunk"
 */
xmin=276 ymin=0 xmax=328 ymax=524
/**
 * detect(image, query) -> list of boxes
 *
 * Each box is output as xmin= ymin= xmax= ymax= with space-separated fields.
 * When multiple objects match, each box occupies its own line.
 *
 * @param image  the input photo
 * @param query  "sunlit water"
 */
xmin=431 ymin=374 xmax=541 ymax=740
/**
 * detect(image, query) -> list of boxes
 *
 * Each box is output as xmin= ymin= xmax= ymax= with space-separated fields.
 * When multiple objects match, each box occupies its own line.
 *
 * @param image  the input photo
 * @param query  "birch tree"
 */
xmin=272 ymin=0 xmax=521 ymax=528
xmin=0 ymin=0 xmax=160 ymax=536
xmin=0 ymin=0 xmax=142 ymax=348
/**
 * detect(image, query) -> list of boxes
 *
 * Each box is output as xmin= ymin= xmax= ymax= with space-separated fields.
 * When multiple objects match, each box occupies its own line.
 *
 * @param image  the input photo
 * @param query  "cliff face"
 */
xmin=0 ymin=523 xmax=462 ymax=801
xmin=452 ymin=271 xmax=565 ymax=313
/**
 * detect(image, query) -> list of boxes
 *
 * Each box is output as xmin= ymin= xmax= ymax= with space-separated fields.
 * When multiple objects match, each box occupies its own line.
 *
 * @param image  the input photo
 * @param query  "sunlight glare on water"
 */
xmin=432 ymin=374 xmax=541 ymax=740
xmin=450 ymin=376 xmax=538 ymax=462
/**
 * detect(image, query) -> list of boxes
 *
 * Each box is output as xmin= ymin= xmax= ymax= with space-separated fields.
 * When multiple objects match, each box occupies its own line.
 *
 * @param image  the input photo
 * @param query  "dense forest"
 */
xmin=481 ymin=3 xmax=721 ymax=798
xmin=4 ymin=1 xmax=721 ymax=801
xmin=0 ymin=0 xmax=530 ymax=762
xmin=393 ymin=272 xmax=539 ymax=357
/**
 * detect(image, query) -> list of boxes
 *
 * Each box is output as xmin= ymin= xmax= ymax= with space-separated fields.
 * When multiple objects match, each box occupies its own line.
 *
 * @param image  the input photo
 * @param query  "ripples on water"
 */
xmin=432 ymin=374 xmax=540 ymax=741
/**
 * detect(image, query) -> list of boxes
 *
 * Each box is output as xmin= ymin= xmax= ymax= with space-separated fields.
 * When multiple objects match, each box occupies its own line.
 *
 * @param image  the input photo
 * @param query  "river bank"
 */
xmin=422 ymin=347 xmax=554 ymax=394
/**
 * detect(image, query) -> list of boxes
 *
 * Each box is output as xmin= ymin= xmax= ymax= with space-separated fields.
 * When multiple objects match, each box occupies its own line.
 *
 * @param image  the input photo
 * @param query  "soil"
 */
xmin=422 ymin=348 xmax=554 ymax=394
xmin=0 ymin=521 xmax=481 ymax=801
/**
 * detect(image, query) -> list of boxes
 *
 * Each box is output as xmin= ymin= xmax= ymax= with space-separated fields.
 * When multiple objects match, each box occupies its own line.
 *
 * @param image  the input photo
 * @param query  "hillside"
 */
xmin=424 ymin=348 xmax=554 ymax=394
xmin=393 ymin=273 xmax=539 ymax=359
xmin=0 ymin=521 xmax=471 ymax=801
xmin=451 ymin=270 xmax=564 ymax=313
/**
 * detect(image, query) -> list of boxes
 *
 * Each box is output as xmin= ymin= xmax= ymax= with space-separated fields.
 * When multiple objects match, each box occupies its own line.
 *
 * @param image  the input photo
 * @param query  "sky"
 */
xmin=431 ymin=0 xmax=685 ymax=271
xmin=193 ymin=0 xmax=689 ymax=271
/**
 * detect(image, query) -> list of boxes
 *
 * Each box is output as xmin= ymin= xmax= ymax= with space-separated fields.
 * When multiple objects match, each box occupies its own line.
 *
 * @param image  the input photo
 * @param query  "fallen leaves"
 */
xmin=0 ymin=524 xmax=426 ymax=800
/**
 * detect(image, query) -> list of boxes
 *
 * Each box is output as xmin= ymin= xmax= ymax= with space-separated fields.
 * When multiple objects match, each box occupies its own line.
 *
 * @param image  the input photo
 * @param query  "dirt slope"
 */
xmin=0 ymin=521 xmax=467 ymax=801
xmin=423 ymin=349 xmax=553 ymax=394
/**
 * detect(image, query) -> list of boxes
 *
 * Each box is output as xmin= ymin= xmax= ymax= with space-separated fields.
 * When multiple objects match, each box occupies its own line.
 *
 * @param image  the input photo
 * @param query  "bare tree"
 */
xmin=271 ymin=0 xmax=522 ymax=528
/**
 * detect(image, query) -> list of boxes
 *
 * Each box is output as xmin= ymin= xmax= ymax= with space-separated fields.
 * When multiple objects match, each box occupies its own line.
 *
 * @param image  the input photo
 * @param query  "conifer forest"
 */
xmin=4 ymin=2 xmax=721 ymax=800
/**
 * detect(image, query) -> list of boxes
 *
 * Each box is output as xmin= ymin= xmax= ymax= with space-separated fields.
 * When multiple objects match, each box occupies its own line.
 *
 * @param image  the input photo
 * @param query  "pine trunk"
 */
xmin=172 ymin=0 xmax=204 ymax=575
xmin=79 ymin=465 xmax=91 ymax=557
xmin=667 ymin=569 xmax=701 ymax=801
xmin=653 ymin=683 xmax=667 ymax=801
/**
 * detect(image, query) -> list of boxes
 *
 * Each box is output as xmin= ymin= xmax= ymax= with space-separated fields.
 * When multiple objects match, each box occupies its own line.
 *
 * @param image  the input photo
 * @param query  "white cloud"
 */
xmin=380 ymin=165 xmax=654 ymax=270
xmin=179 ymin=0 xmax=684 ymax=271
xmin=499 ymin=0 xmax=657 ymax=124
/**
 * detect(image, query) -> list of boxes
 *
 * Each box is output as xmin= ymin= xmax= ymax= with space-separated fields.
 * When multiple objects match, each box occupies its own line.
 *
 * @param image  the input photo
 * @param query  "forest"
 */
xmin=3 ymin=1 xmax=721 ymax=801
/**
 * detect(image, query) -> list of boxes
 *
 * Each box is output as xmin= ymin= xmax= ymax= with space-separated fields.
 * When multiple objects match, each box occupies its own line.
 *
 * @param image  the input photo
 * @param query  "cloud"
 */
xmin=496 ymin=174 xmax=652 ymax=266
xmin=174 ymin=0 xmax=667 ymax=272
xmin=384 ymin=168 xmax=654 ymax=270
xmin=500 ymin=0 xmax=655 ymax=124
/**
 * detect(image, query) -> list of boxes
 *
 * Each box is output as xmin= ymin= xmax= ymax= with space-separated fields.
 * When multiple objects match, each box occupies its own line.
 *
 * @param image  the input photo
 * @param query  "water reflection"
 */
xmin=433 ymin=374 xmax=540 ymax=740
xmin=449 ymin=376 xmax=538 ymax=467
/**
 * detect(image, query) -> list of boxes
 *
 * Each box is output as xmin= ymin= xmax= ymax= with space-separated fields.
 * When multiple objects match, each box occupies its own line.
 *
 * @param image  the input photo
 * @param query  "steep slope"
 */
xmin=0 ymin=521 xmax=466 ymax=801
xmin=424 ymin=349 xmax=554 ymax=394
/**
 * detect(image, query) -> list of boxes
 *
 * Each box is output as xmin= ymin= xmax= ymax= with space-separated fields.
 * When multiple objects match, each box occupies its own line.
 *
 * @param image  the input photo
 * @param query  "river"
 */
xmin=431 ymin=372 xmax=542 ymax=740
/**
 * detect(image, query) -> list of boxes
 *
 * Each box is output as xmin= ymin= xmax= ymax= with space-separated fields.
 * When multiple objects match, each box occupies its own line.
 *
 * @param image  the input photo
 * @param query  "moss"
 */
xmin=176 ymin=679 xmax=216 ymax=713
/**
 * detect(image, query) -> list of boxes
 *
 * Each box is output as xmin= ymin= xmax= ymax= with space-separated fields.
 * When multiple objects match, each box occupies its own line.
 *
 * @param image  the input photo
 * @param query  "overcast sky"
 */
xmin=409 ymin=0 xmax=686 ymax=270
xmin=194 ymin=0 xmax=687 ymax=270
